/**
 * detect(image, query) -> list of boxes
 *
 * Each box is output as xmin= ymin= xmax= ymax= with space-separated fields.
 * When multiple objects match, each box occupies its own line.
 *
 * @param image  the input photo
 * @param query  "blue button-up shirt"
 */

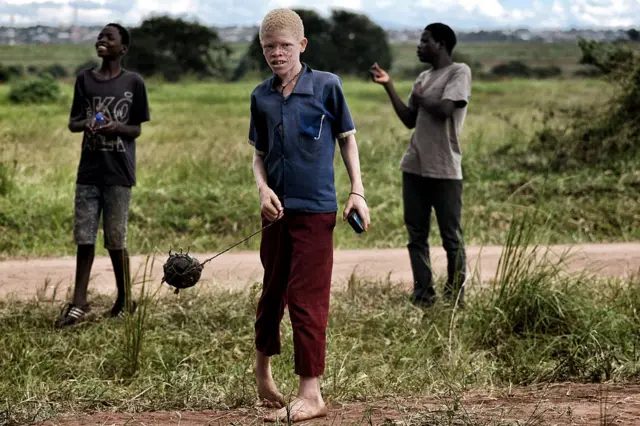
xmin=248 ymin=63 xmax=356 ymax=213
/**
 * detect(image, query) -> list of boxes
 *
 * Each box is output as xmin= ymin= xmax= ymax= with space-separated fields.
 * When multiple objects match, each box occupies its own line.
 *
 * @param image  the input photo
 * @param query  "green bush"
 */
xmin=532 ymin=65 xmax=562 ymax=78
xmin=491 ymin=60 xmax=532 ymax=77
xmin=8 ymin=75 xmax=61 ymax=104
xmin=491 ymin=61 xmax=563 ymax=79
xmin=7 ymin=65 xmax=24 ymax=79
xmin=0 ymin=64 xmax=9 ymax=83
xmin=0 ymin=64 xmax=26 ymax=83
xmin=527 ymin=38 xmax=640 ymax=169
xmin=42 ymin=63 xmax=68 ymax=79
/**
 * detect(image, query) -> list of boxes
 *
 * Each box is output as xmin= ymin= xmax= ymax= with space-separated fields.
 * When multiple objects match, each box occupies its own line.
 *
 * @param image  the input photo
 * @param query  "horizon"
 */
xmin=1 ymin=0 xmax=638 ymax=32
xmin=0 ymin=22 xmax=636 ymax=33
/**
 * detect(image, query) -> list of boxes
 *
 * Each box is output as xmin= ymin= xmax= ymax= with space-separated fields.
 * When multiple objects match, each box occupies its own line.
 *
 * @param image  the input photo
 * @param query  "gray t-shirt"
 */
xmin=400 ymin=62 xmax=471 ymax=180
xmin=69 ymin=68 xmax=150 ymax=187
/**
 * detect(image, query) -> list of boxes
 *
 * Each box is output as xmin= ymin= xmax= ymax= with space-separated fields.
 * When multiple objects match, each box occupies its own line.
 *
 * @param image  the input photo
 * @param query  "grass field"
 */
xmin=2 ymin=213 xmax=640 ymax=424
xmin=1 ymin=39 xmax=640 ymax=425
xmin=1 ymin=74 xmax=639 ymax=259
xmin=391 ymin=41 xmax=586 ymax=74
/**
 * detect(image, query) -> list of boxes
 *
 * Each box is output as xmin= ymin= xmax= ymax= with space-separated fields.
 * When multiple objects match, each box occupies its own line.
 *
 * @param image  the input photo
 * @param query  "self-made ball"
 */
xmin=162 ymin=250 xmax=204 ymax=294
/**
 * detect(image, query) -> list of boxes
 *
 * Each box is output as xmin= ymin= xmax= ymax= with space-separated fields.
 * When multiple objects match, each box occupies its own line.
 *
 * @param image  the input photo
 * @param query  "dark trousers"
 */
xmin=255 ymin=210 xmax=336 ymax=377
xmin=402 ymin=172 xmax=466 ymax=304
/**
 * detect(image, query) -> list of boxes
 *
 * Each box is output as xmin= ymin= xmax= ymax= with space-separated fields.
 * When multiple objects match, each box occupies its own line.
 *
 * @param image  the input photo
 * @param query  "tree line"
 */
xmin=126 ymin=10 xmax=392 ymax=82
xmin=1 ymin=12 xmax=638 ymax=86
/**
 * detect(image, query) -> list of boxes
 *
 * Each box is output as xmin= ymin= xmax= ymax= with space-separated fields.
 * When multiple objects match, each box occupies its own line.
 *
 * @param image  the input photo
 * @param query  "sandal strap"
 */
xmin=67 ymin=306 xmax=87 ymax=319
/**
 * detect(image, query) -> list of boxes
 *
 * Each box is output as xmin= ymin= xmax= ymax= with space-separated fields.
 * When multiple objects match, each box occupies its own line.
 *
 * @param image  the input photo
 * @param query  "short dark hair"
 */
xmin=425 ymin=23 xmax=456 ymax=55
xmin=106 ymin=23 xmax=130 ymax=47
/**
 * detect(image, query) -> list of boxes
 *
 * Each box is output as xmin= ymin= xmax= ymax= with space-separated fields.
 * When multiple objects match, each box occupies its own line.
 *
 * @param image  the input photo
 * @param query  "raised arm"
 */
xmin=369 ymin=62 xmax=417 ymax=129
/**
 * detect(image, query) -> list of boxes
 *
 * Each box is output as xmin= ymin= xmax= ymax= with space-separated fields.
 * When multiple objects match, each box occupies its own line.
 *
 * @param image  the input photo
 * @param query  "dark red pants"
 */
xmin=255 ymin=210 xmax=336 ymax=377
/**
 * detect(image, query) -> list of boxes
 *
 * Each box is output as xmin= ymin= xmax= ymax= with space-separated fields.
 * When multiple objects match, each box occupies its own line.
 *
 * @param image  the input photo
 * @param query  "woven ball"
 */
xmin=161 ymin=250 xmax=204 ymax=294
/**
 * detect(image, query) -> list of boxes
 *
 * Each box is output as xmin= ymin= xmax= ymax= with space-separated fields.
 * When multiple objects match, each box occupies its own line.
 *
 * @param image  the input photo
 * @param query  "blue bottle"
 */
xmin=95 ymin=112 xmax=106 ymax=127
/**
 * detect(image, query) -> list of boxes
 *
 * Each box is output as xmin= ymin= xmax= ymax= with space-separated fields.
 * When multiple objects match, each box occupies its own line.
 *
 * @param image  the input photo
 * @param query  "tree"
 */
xmin=327 ymin=9 xmax=392 ymax=77
xmin=125 ymin=16 xmax=232 ymax=81
xmin=235 ymin=8 xmax=392 ymax=80
xmin=578 ymin=37 xmax=636 ymax=76
xmin=627 ymin=29 xmax=639 ymax=42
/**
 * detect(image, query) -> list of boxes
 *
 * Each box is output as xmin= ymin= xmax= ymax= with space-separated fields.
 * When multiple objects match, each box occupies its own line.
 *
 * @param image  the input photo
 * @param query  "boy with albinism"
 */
xmin=248 ymin=7 xmax=371 ymax=423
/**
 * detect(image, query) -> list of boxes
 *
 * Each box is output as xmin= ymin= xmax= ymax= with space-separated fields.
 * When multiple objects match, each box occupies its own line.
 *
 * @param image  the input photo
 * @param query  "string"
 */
xmin=199 ymin=218 xmax=280 ymax=266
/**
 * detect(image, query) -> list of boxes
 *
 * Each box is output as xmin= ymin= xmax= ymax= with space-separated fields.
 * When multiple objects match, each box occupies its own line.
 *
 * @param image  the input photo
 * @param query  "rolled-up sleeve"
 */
xmin=326 ymin=76 xmax=356 ymax=140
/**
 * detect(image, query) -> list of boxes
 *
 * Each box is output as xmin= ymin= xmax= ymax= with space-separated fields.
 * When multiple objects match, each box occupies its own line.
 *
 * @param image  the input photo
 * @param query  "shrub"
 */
xmin=491 ymin=60 xmax=532 ymax=78
xmin=0 ymin=64 xmax=26 ymax=83
xmin=527 ymin=38 xmax=640 ymax=170
xmin=8 ymin=75 xmax=61 ymax=104
xmin=532 ymin=65 xmax=562 ymax=78
xmin=0 ymin=64 xmax=9 ymax=83
xmin=42 ymin=63 xmax=68 ymax=79
xmin=491 ymin=61 xmax=562 ymax=79
xmin=7 ymin=65 xmax=24 ymax=79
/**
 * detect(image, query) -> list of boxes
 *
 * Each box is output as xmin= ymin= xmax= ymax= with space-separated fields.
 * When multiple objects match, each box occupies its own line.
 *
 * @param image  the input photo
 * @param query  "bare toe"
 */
xmin=259 ymin=398 xmax=284 ymax=409
xmin=264 ymin=397 xmax=327 ymax=423
xmin=257 ymin=377 xmax=285 ymax=409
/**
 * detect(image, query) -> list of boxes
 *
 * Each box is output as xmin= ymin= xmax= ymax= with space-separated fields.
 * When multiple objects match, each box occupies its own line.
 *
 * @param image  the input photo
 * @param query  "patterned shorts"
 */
xmin=74 ymin=184 xmax=131 ymax=250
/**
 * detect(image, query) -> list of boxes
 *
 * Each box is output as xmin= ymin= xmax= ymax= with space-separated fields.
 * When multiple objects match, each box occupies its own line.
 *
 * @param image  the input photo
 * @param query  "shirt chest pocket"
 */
xmin=298 ymin=102 xmax=332 ymax=154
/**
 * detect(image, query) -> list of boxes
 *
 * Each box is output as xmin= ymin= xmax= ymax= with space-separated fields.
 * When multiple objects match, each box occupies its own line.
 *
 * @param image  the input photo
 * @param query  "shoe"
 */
xmin=410 ymin=294 xmax=435 ymax=308
xmin=55 ymin=303 xmax=94 ymax=329
xmin=104 ymin=300 xmax=138 ymax=319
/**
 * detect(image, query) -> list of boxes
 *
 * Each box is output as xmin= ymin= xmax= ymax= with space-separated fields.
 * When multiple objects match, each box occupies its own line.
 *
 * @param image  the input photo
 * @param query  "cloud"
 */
xmin=568 ymin=0 xmax=638 ymax=27
xmin=2 ymin=0 xmax=639 ymax=28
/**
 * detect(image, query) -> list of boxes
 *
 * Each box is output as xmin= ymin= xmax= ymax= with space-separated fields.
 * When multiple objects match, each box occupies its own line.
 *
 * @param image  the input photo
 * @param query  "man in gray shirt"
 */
xmin=370 ymin=23 xmax=471 ymax=308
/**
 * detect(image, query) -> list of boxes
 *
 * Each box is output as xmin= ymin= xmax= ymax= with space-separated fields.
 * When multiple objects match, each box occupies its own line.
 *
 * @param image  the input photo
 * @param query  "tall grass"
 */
xmin=121 ymin=254 xmax=161 ymax=378
xmin=1 ymin=201 xmax=638 ymax=424
xmin=1 ymin=78 xmax=638 ymax=259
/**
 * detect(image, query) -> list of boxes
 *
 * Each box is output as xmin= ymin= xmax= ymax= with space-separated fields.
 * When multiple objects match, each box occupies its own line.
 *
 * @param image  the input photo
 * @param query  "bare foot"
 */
xmin=255 ymin=350 xmax=285 ymax=408
xmin=257 ymin=375 xmax=285 ymax=409
xmin=264 ymin=396 xmax=327 ymax=423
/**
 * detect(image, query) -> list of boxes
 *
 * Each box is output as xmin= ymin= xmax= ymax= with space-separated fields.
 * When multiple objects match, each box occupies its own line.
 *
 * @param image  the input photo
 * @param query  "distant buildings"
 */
xmin=0 ymin=24 xmax=634 ymax=45
xmin=0 ymin=25 xmax=104 ymax=45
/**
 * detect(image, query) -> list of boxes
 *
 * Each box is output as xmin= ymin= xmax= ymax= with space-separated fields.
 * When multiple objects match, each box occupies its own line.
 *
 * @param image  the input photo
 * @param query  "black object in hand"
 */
xmin=347 ymin=209 xmax=365 ymax=234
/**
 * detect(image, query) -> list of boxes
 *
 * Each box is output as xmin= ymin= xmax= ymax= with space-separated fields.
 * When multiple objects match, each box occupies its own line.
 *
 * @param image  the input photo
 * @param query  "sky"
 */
xmin=1 ymin=0 xmax=639 ymax=30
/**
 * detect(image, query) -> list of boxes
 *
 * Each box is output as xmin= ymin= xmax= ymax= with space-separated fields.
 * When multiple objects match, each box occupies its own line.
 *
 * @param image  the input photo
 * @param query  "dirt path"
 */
xmin=40 ymin=383 xmax=640 ymax=425
xmin=2 ymin=243 xmax=639 ymax=301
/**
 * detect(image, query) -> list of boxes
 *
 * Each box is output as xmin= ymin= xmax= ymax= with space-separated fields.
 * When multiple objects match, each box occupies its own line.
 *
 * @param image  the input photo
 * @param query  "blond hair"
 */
xmin=259 ymin=8 xmax=305 ymax=42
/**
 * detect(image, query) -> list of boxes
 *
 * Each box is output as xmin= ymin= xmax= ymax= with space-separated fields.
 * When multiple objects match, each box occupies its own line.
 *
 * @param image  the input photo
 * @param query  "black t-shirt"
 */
xmin=69 ymin=68 xmax=150 ymax=187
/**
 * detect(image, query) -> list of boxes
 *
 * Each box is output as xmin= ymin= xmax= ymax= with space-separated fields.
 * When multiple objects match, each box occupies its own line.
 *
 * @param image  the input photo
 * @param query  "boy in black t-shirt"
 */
xmin=55 ymin=23 xmax=150 ymax=328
